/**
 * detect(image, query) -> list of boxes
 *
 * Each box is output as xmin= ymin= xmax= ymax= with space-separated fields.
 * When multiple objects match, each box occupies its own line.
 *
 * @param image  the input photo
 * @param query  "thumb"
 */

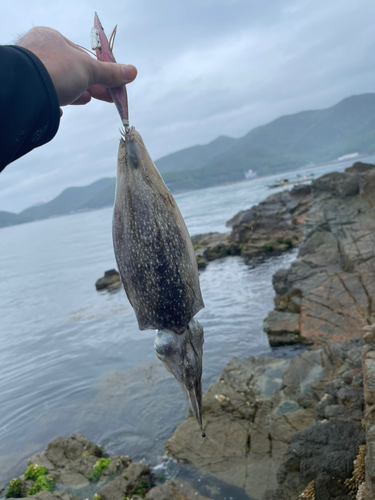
xmin=89 ymin=59 xmax=137 ymax=88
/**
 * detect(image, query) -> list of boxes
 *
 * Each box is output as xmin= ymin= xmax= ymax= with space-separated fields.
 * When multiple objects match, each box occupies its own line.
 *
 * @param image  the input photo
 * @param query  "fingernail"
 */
xmin=121 ymin=65 xmax=134 ymax=83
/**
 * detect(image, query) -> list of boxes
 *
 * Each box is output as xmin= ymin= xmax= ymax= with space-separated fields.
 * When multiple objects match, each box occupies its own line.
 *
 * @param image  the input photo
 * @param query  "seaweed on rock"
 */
xmin=24 ymin=464 xmax=48 ymax=481
xmin=5 ymin=478 xmax=23 ymax=498
xmin=89 ymin=457 xmax=112 ymax=482
xmin=26 ymin=475 xmax=55 ymax=496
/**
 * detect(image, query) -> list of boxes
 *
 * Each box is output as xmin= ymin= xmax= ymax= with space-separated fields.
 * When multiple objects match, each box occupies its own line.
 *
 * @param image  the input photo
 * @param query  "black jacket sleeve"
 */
xmin=0 ymin=45 xmax=60 ymax=172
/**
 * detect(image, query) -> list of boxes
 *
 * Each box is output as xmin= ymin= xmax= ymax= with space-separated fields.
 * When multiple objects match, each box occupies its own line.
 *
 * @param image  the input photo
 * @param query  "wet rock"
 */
xmin=229 ymin=188 xmax=311 ymax=260
xmin=362 ymin=324 xmax=375 ymax=499
xmin=263 ymin=311 xmax=300 ymax=346
xmin=95 ymin=269 xmax=121 ymax=291
xmin=165 ymin=354 xmax=320 ymax=500
xmin=145 ymin=480 xmax=213 ymax=500
xmin=98 ymin=462 xmax=152 ymax=500
xmin=166 ymin=334 xmax=366 ymax=500
xmin=4 ymin=434 xmax=212 ymax=500
xmin=3 ymin=434 xmax=153 ymax=500
xmin=265 ymin=338 xmax=365 ymax=499
xmin=7 ymin=493 xmax=81 ymax=500
xmin=336 ymin=385 xmax=364 ymax=410
xmin=312 ymin=171 xmax=364 ymax=197
xmin=191 ymin=232 xmax=231 ymax=269
xmin=323 ymin=404 xmax=363 ymax=421
xmin=266 ymin=419 xmax=365 ymax=500
xmin=202 ymin=241 xmax=240 ymax=261
xmin=345 ymin=161 xmax=375 ymax=173
xmin=192 ymin=186 xmax=312 ymax=269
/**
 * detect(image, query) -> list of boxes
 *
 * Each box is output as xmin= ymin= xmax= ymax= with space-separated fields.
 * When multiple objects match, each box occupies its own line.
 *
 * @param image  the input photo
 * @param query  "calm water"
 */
xmin=0 ymin=156 xmax=373 ymax=497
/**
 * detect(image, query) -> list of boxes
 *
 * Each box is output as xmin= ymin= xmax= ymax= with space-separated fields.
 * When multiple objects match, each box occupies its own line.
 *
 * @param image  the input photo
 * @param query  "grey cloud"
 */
xmin=2 ymin=0 xmax=375 ymax=211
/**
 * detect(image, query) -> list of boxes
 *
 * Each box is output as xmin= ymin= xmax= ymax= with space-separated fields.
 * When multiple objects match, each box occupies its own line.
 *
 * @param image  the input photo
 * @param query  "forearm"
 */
xmin=0 ymin=45 xmax=60 ymax=172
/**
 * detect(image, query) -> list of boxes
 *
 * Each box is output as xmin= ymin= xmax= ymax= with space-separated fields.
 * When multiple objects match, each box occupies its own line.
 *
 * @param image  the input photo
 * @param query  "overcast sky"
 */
xmin=1 ymin=0 xmax=375 ymax=212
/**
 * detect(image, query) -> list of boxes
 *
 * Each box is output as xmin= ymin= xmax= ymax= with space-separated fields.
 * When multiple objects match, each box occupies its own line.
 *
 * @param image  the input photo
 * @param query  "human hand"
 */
xmin=16 ymin=27 xmax=137 ymax=115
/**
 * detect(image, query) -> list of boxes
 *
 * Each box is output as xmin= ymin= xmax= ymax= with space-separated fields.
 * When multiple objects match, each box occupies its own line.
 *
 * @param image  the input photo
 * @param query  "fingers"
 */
xmin=71 ymin=91 xmax=92 ymax=105
xmin=88 ymin=85 xmax=113 ymax=103
xmin=89 ymin=59 xmax=137 ymax=88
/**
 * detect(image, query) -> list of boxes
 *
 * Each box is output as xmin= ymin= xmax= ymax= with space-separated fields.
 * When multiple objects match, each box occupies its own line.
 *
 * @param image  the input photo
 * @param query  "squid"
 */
xmin=91 ymin=14 xmax=205 ymax=435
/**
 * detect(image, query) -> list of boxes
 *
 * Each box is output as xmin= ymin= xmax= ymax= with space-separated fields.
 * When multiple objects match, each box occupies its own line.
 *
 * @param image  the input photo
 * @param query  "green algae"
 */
xmin=24 ymin=464 xmax=48 ymax=481
xmin=26 ymin=475 xmax=55 ymax=496
xmin=133 ymin=477 xmax=154 ymax=496
xmin=27 ymin=475 xmax=55 ymax=496
xmin=5 ymin=478 xmax=23 ymax=498
xmin=89 ymin=457 xmax=112 ymax=482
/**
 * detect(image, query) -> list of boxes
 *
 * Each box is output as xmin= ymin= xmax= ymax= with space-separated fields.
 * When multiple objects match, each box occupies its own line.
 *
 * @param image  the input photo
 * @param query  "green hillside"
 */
xmin=155 ymin=135 xmax=236 ymax=173
xmin=162 ymin=93 xmax=375 ymax=190
xmin=2 ymin=93 xmax=375 ymax=229
xmin=20 ymin=178 xmax=114 ymax=221
xmin=0 ymin=211 xmax=31 ymax=228
xmin=78 ymin=180 xmax=116 ymax=210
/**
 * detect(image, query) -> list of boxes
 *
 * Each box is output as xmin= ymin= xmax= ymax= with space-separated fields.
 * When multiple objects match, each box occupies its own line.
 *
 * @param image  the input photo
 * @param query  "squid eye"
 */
xmin=154 ymin=330 xmax=176 ymax=358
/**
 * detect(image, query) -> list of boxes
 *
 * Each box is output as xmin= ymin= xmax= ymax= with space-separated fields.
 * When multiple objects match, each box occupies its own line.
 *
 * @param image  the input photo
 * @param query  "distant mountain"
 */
xmin=2 ymin=93 xmax=375 ymax=228
xmin=0 ymin=211 xmax=31 ymax=228
xmin=154 ymin=135 xmax=236 ymax=173
xmin=19 ymin=178 xmax=114 ymax=221
xmin=0 ymin=178 xmax=116 ymax=228
xmin=78 ymin=180 xmax=116 ymax=210
xmin=162 ymin=93 xmax=375 ymax=191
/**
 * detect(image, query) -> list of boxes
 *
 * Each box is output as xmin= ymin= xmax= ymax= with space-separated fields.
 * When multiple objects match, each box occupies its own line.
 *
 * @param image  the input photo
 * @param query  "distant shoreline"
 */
xmin=1 ymin=154 xmax=374 ymax=231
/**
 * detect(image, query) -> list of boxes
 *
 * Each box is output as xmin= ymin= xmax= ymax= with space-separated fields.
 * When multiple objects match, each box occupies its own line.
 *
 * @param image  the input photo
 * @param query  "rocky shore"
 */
xmin=2 ymin=434 xmax=212 ymax=500
xmin=263 ymin=162 xmax=375 ymax=347
xmin=164 ymin=163 xmax=375 ymax=499
xmin=165 ymin=338 xmax=365 ymax=500
xmin=14 ymin=162 xmax=375 ymax=500
xmin=193 ymin=182 xmax=311 ymax=269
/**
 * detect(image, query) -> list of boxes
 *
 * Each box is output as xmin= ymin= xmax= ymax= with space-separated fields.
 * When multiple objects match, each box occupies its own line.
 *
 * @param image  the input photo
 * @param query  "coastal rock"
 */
xmin=264 ymin=165 xmax=375 ymax=346
xmin=6 ymin=493 xmax=81 ymax=500
xmin=343 ymin=161 xmax=375 ymax=174
xmin=4 ymin=434 xmax=152 ymax=499
xmin=95 ymin=269 xmax=121 ymax=291
xmin=265 ymin=420 xmax=365 ymax=500
xmin=166 ymin=338 xmax=366 ymax=500
xmin=191 ymin=185 xmax=312 ymax=269
xmin=145 ymin=480 xmax=213 ymax=500
xmin=228 ymin=185 xmax=312 ymax=261
xmin=265 ymin=338 xmax=365 ymax=500
xmin=362 ymin=324 xmax=375 ymax=500
xmin=165 ymin=353 xmax=324 ymax=499
xmin=263 ymin=311 xmax=300 ymax=346
xmin=4 ymin=434 xmax=213 ymax=500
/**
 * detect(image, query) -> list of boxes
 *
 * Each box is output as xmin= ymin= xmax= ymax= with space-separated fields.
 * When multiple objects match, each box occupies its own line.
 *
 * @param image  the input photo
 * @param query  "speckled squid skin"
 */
xmin=113 ymin=127 xmax=205 ymax=333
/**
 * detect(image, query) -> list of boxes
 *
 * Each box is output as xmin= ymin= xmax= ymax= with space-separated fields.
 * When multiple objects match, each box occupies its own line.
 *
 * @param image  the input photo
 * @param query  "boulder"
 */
xmin=263 ymin=311 xmax=300 ymax=346
xmin=95 ymin=269 xmax=121 ymax=291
